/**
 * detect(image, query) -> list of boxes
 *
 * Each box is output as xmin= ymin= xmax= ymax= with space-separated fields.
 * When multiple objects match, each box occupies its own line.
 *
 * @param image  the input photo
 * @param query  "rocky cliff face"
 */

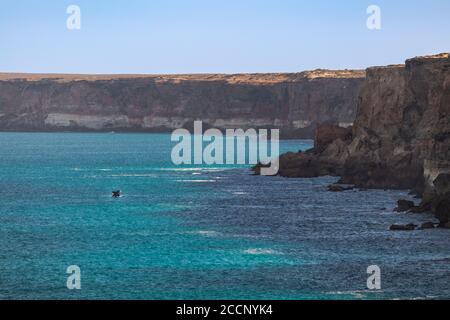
xmin=256 ymin=53 xmax=450 ymax=224
xmin=0 ymin=71 xmax=365 ymax=138
xmin=341 ymin=53 xmax=450 ymax=193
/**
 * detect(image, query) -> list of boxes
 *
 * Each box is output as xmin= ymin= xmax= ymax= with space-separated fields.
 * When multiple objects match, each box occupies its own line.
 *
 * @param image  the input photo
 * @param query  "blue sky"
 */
xmin=0 ymin=0 xmax=449 ymax=74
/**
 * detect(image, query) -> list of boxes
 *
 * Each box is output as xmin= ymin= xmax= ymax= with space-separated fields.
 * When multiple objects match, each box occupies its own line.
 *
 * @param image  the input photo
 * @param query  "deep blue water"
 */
xmin=0 ymin=133 xmax=449 ymax=300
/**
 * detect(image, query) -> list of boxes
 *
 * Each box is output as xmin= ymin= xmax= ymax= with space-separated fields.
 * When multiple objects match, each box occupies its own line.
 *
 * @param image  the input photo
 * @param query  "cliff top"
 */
xmin=407 ymin=52 xmax=449 ymax=62
xmin=367 ymin=53 xmax=450 ymax=72
xmin=0 ymin=69 xmax=365 ymax=84
xmin=1 ymin=53 xmax=447 ymax=84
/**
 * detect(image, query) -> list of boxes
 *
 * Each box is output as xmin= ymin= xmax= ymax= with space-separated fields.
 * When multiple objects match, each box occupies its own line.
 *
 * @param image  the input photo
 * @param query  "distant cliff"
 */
xmin=256 ymin=53 xmax=450 ymax=225
xmin=0 ymin=70 xmax=365 ymax=138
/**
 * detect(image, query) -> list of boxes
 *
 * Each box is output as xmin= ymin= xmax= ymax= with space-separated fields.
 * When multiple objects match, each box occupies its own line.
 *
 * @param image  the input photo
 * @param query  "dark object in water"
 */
xmin=419 ymin=222 xmax=436 ymax=230
xmin=327 ymin=184 xmax=354 ymax=192
xmin=389 ymin=223 xmax=417 ymax=231
xmin=112 ymin=190 xmax=121 ymax=198
xmin=394 ymin=199 xmax=415 ymax=212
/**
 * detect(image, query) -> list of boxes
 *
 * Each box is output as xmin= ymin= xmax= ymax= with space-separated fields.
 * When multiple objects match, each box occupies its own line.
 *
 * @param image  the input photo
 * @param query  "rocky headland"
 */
xmin=0 ymin=70 xmax=365 ymax=138
xmin=254 ymin=53 xmax=450 ymax=227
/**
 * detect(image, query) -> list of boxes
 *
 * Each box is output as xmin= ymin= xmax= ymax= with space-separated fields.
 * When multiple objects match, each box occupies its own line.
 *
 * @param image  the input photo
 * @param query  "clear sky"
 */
xmin=0 ymin=0 xmax=449 ymax=74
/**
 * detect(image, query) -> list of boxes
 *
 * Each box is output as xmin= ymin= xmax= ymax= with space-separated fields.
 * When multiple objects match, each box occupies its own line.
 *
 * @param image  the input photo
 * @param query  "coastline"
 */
xmin=254 ymin=53 xmax=450 ymax=229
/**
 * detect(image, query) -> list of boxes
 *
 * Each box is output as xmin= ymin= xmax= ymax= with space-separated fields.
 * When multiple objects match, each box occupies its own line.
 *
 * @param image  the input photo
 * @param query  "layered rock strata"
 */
xmin=0 ymin=71 xmax=365 ymax=138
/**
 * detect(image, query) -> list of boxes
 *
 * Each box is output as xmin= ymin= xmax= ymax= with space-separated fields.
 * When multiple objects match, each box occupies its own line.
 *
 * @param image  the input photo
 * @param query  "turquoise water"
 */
xmin=0 ymin=133 xmax=449 ymax=300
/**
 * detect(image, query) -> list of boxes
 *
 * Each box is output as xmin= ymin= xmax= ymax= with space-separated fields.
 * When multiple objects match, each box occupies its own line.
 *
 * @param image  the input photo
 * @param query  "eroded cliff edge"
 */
xmin=0 ymin=71 xmax=365 ymax=138
xmin=255 ymin=53 xmax=450 ymax=225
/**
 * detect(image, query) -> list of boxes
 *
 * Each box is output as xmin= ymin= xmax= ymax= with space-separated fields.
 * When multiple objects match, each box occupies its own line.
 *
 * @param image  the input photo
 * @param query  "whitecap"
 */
xmin=176 ymin=180 xmax=216 ymax=183
xmin=110 ymin=174 xmax=157 ymax=177
xmin=161 ymin=168 xmax=204 ymax=171
xmin=188 ymin=230 xmax=221 ymax=237
xmin=326 ymin=290 xmax=377 ymax=299
xmin=242 ymin=248 xmax=281 ymax=255
xmin=158 ymin=168 xmax=227 ymax=172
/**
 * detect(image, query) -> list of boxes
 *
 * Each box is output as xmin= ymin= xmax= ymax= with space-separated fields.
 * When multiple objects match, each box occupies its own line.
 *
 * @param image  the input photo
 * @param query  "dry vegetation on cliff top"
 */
xmin=0 ymin=69 xmax=366 ymax=84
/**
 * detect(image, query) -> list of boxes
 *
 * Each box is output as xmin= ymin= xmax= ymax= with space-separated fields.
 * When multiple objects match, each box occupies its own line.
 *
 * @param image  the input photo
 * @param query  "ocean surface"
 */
xmin=0 ymin=132 xmax=449 ymax=300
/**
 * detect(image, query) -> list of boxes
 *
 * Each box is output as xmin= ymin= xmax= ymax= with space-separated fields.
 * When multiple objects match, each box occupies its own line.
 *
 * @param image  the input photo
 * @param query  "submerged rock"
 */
xmin=327 ymin=185 xmax=354 ymax=192
xmin=419 ymin=222 xmax=436 ymax=230
xmin=394 ymin=200 xmax=415 ymax=212
xmin=409 ymin=202 xmax=432 ymax=213
xmin=390 ymin=224 xmax=417 ymax=231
